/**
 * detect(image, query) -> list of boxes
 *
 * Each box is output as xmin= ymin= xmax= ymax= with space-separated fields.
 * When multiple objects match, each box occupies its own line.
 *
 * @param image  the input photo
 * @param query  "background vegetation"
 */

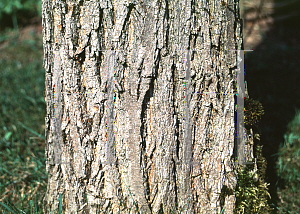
xmin=0 ymin=0 xmax=46 ymax=212
xmin=0 ymin=0 xmax=299 ymax=213
xmin=243 ymin=0 xmax=300 ymax=213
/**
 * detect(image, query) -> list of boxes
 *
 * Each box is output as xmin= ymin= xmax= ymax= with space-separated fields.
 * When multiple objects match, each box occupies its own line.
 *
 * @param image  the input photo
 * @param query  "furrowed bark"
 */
xmin=43 ymin=0 xmax=243 ymax=213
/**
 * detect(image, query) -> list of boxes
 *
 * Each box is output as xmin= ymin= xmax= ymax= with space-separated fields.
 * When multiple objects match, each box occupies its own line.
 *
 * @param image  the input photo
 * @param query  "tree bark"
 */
xmin=42 ymin=0 xmax=243 ymax=213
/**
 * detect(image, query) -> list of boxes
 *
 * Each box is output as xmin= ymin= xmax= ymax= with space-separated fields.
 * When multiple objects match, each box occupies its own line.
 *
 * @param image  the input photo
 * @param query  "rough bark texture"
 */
xmin=42 ymin=0 xmax=243 ymax=213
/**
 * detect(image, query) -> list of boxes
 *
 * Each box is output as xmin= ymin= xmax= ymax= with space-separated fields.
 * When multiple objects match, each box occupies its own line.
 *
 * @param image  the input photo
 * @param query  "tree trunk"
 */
xmin=42 ymin=0 xmax=243 ymax=213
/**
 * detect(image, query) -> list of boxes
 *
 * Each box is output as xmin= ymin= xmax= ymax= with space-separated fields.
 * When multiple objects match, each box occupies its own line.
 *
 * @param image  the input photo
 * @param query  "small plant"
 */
xmin=244 ymin=97 xmax=264 ymax=127
xmin=0 ymin=0 xmax=42 ymax=31
xmin=0 ymin=0 xmax=22 ymax=30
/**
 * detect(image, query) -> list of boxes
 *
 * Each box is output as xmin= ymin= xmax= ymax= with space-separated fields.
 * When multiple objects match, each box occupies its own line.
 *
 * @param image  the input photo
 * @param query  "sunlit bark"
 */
xmin=42 ymin=0 xmax=242 ymax=213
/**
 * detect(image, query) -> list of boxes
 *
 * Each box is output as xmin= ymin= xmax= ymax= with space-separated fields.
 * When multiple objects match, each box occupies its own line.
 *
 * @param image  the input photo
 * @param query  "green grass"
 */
xmin=0 ymin=27 xmax=47 ymax=213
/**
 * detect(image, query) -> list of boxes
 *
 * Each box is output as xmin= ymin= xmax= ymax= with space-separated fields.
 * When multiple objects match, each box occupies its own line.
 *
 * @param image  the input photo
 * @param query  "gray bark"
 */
xmin=42 ymin=0 xmax=243 ymax=213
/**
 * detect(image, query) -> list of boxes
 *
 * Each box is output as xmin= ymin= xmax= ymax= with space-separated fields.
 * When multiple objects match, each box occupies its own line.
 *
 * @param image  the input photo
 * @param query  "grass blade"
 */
xmin=0 ymin=202 xmax=17 ymax=214
xmin=17 ymin=121 xmax=45 ymax=140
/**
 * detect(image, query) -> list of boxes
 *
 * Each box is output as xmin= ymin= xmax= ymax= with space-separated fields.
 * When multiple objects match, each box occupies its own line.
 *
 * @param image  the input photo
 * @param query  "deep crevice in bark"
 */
xmin=163 ymin=0 xmax=169 ymax=51
xmin=136 ymin=61 xmax=143 ymax=101
xmin=171 ymin=58 xmax=180 ymax=211
xmin=122 ymin=4 xmax=135 ymax=37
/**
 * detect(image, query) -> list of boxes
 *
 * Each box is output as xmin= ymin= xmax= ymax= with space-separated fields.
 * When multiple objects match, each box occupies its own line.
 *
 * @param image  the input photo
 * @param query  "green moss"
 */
xmin=244 ymin=98 xmax=264 ymax=127
xmin=234 ymin=158 xmax=273 ymax=213
xmin=234 ymin=96 xmax=273 ymax=214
